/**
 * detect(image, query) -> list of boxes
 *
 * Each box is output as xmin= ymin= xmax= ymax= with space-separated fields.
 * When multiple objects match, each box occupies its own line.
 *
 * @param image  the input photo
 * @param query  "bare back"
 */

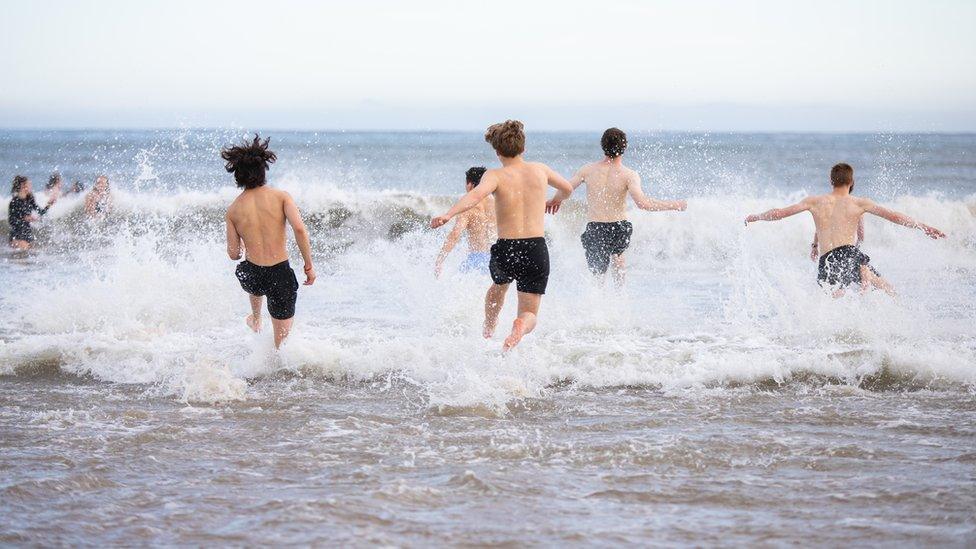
xmin=227 ymin=187 xmax=290 ymax=266
xmin=486 ymin=161 xmax=550 ymax=239
xmin=807 ymin=194 xmax=867 ymax=253
xmin=464 ymin=198 xmax=496 ymax=252
xmin=576 ymin=161 xmax=636 ymax=222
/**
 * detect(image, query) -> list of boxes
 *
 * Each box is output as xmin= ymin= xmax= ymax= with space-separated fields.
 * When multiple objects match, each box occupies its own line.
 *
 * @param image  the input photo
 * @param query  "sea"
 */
xmin=1 ymin=129 xmax=974 ymax=545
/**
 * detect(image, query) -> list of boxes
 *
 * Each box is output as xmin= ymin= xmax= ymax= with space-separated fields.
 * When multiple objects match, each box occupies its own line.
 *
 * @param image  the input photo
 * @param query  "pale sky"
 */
xmin=1 ymin=0 xmax=974 ymax=131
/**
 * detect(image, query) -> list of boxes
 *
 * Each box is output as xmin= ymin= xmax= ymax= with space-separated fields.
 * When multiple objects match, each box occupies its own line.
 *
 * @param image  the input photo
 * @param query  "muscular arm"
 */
xmin=861 ymin=198 xmax=945 ymax=239
xmin=430 ymin=175 xmax=497 ymax=228
xmin=284 ymin=193 xmax=316 ymax=284
xmin=627 ymin=174 xmax=687 ymax=212
xmin=225 ymin=214 xmax=242 ymax=260
xmin=744 ymin=198 xmax=812 ymax=225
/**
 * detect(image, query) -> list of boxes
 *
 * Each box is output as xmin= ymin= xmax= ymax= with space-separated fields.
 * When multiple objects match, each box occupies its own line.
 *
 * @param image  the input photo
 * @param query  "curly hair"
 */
xmin=601 ymin=128 xmax=627 ymax=158
xmin=484 ymin=120 xmax=525 ymax=158
xmin=221 ymin=134 xmax=278 ymax=189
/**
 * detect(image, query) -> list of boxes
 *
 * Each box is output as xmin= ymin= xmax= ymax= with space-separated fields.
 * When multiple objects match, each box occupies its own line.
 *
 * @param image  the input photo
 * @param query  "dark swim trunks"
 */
xmin=581 ymin=220 xmax=633 ymax=274
xmin=235 ymin=260 xmax=300 ymax=320
xmin=817 ymin=245 xmax=880 ymax=288
xmin=489 ymin=237 xmax=550 ymax=294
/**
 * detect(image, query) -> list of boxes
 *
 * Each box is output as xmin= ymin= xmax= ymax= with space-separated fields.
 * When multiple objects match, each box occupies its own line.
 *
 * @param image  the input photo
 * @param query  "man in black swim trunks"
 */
xmin=223 ymin=135 xmax=316 ymax=348
xmin=431 ymin=120 xmax=573 ymax=350
xmin=745 ymin=163 xmax=945 ymax=297
xmin=568 ymin=128 xmax=687 ymax=284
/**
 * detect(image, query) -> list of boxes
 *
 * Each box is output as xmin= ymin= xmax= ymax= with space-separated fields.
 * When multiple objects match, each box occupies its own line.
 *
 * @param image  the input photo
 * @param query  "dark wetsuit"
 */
xmin=235 ymin=260 xmax=300 ymax=319
xmin=581 ymin=220 xmax=633 ymax=274
xmin=489 ymin=237 xmax=550 ymax=294
xmin=817 ymin=245 xmax=880 ymax=288
xmin=8 ymin=195 xmax=50 ymax=243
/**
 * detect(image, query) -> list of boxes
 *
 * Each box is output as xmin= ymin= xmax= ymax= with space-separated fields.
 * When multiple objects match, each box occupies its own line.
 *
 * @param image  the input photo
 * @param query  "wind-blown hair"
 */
xmin=221 ymin=134 xmax=277 ymax=189
xmin=484 ymin=120 xmax=525 ymax=158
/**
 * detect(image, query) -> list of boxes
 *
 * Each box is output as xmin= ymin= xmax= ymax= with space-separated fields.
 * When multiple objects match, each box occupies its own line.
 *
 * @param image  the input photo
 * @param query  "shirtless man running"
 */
xmin=745 ymin=162 xmax=945 ymax=296
xmin=430 ymin=120 xmax=573 ymax=350
xmin=569 ymin=128 xmax=687 ymax=284
xmin=223 ymin=135 xmax=316 ymax=348
xmin=434 ymin=167 xmax=495 ymax=277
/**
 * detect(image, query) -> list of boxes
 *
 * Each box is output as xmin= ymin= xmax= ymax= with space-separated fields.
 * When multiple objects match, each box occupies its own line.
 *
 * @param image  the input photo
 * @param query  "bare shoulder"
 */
xmin=622 ymin=165 xmax=640 ymax=182
xmin=226 ymin=194 xmax=245 ymax=217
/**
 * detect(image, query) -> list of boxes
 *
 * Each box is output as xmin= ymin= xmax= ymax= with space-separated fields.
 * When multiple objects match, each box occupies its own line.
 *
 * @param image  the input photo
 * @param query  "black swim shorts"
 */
xmin=235 ymin=260 xmax=300 ymax=320
xmin=581 ymin=220 xmax=633 ymax=274
xmin=817 ymin=245 xmax=880 ymax=288
xmin=489 ymin=237 xmax=549 ymax=294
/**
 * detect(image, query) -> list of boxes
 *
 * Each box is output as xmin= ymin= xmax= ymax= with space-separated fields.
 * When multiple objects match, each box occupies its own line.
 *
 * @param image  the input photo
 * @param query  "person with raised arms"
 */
xmin=568 ymin=128 xmax=687 ymax=285
xmin=745 ymin=162 xmax=945 ymax=297
xmin=431 ymin=120 xmax=573 ymax=350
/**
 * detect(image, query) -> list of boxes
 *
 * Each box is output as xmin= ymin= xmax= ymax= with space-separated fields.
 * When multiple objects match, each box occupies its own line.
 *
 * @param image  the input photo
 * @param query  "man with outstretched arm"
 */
xmin=430 ymin=120 xmax=573 ymax=351
xmin=745 ymin=163 xmax=944 ymax=297
xmin=223 ymin=135 xmax=316 ymax=348
xmin=434 ymin=167 xmax=495 ymax=277
xmin=568 ymin=128 xmax=687 ymax=284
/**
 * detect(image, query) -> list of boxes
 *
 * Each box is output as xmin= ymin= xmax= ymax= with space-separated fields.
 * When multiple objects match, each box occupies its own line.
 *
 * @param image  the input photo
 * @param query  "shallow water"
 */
xmin=1 ymin=130 xmax=975 ymax=545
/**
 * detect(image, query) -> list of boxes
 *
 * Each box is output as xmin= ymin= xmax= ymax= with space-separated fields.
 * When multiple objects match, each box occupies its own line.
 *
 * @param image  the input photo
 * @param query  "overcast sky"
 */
xmin=1 ymin=0 xmax=974 ymax=131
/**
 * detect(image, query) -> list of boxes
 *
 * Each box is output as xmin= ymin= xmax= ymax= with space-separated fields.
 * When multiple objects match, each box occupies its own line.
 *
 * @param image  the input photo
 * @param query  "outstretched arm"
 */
xmin=544 ymin=165 xmax=574 ymax=214
xmin=744 ymin=198 xmax=812 ymax=225
xmin=435 ymin=214 xmax=468 ymax=277
xmin=861 ymin=198 xmax=945 ymax=239
xmin=225 ymin=215 xmax=242 ymax=260
xmin=284 ymin=193 xmax=316 ymax=285
xmin=627 ymin=174 xmax=687 ymax=212
xmin=431 ymin=175 xmax=497 ymax=228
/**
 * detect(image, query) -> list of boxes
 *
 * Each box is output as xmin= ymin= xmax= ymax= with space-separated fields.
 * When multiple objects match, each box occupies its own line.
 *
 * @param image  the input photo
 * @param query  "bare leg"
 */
xmin=610 ymin=254 xmax=626 ymax=287
xmin=270 ymin=317 xmax=294 ymax=349
xmin=10 ymin=239 xmax=30 ymax=251
xmin=503 ymin=292 xmax=541 ymax=351
xmin=860 ymin=265 xmax=896 ymax=297
xmin=484 ymin=283 xmax=509 ymax=338
xmin=246 ymin=294 xmax=263 ymax=332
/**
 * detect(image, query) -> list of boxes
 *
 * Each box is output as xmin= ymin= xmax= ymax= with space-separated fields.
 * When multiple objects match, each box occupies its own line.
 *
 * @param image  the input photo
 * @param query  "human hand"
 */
xmin=921 ymin=224 xmax=945 ymax=239
xmin=303 ymin=265 xmax=316 ymax=285
xmin=430 ymin=215 xmax=451 ymax=229
xmin=545 ymin=198 xmax=562 ymax=215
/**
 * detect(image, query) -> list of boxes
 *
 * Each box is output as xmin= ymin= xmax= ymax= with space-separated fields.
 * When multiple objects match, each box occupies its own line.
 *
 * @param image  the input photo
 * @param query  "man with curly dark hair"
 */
xmin=223 ymin=134 xmax=315 ymax=348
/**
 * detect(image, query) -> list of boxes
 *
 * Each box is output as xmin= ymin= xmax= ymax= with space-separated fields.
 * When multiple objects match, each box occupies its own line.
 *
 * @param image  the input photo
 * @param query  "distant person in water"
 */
xmin=45 ymin=172 xmax=83 ymax=201
xmin=8 ymin=175 xmax=57 ymax=250
xmin=84 ymin=175 xmax=113 ymax=219
xmin=745 ymin=163 xmax=945 ymax=297
xmin=434 ymin=166 xmax=495 ymax=277
xmin=568 ymin=128 xmax=687 ymax=285
xmin=223 ymin=135 xmax=315 ymax=349
xmin=431 ymin=120 xmax=573 ymax=351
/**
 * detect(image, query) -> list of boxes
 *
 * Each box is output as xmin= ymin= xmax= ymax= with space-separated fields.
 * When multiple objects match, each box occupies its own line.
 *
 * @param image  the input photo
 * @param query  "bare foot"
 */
xmin=245 ymin=314 xmax=262 ymax=333
xmin=483 ymin=318 xmax=497 ymax=339
xmin=502 ymin=318 xmax=525 ymax=352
